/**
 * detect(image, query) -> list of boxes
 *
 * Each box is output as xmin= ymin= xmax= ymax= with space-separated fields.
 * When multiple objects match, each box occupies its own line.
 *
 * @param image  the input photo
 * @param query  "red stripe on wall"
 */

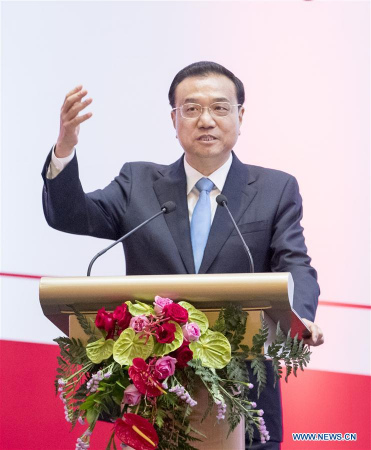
xmin=0 ymin=340 xmax=370 ymax=450
xmin=318 ymin=300 xmax=371 ymax=310
xmin=0 ymin=272 xmax=43 ymax=279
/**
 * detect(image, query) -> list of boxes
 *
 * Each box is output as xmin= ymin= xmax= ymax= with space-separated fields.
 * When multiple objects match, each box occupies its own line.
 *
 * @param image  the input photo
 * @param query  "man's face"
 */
xmin=171 ymin=74 xmax=244 ymax=167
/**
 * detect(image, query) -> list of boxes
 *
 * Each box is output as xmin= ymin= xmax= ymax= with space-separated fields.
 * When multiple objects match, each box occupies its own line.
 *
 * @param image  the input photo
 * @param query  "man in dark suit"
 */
xmin=42 ymin=61 xmax=324 ymax=449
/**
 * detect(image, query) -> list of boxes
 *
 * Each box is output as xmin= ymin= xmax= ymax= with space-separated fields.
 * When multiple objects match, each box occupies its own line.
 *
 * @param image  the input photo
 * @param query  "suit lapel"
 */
xmin=153 ymin=156 xmax=196 ymax=274
xmin=198 ymin=153 xmax=258 ymax=274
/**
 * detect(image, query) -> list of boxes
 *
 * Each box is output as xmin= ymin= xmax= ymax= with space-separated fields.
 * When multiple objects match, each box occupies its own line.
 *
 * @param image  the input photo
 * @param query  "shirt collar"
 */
xmin=184 ymin=153 xmax=233 ymax=195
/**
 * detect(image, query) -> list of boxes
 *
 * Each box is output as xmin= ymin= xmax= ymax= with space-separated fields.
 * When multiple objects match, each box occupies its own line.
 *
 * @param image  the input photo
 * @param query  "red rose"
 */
xmin=95 ymin=308 xmax=115 ymax=338
xmin=113 ymin=303 xmax=132 ymax=330
xmin=171 ymin=340 xmax=193 ymax=368
xmin=104 ymin=313 xmax=115 ymax=332
xmin=95 ymin=307 xmax=107 ymax=329
xmin=163 ymin=303 xmax=188 ymax=324
xmin=155 ymin=322 xmax=176 ymax=343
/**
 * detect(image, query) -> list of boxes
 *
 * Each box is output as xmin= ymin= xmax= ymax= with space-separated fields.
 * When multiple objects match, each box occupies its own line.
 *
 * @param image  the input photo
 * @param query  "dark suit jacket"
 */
xmin=42 ymin=150 xmax=319 ymax=322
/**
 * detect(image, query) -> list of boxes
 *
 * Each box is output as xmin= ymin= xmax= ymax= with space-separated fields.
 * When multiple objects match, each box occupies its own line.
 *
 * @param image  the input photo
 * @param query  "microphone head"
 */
xmin=216 ymin=194 xmax=228 ymax=206
xmin=161 ymin=201 xmax=177 ymax=214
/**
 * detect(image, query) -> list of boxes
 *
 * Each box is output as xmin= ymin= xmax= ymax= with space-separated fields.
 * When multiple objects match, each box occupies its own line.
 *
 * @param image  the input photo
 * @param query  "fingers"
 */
xmin=65 ymin=111 xmax=93 ymax=129
xmin=56 ymin=85 xmax=93 ymax=154
xmin=63 ymin=85 xmax=83 ymax=102
xmin=302 ymin=318 xmax=324 ymax=347
xmin=61 ymin=85 xmax=82 ymax=111
xmin=314 ymin=325 xmax=324 ymax=345
xmin=60 ymin=85 xmax=93 ymax=127
xmin=65 ymin=97 xmax=93 ymax=122
xmin=62 ymin=88 xmax=89 ymax=115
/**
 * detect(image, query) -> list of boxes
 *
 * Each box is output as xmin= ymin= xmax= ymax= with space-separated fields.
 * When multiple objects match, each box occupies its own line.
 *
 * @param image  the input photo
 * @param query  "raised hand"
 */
xmin=55 ymin=85 xmax=93 ymax=158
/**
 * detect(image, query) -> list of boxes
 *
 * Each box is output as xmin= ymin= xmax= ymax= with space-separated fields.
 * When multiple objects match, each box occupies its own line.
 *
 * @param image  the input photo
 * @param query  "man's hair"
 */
xmin=168 ymin=61 xmax=245 ymax=108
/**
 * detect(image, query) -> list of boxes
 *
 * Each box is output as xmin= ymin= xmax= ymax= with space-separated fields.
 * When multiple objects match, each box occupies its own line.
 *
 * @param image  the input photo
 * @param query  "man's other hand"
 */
xmin=302 ymin=318 xmax=324 ymax=346
xmin=55 ymin=85 xmax=93 ymax=158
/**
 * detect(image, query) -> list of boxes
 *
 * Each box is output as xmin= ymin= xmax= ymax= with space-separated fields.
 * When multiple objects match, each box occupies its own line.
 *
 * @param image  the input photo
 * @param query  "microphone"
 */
xmin=216 ymin=194 xmax=255 ymax=273
xmin=87 ymin=201 xmax=176 ymax=276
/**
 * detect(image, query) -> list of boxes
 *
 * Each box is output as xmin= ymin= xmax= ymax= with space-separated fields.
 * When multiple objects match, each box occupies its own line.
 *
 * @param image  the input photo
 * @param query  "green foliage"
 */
xmin=54 ymin=336 xmax=88 ymax=365
xmin=200 ymin=392 xmax=214 ymax=423
xmin=188 ymin=359 xmax=221 ymax=386
xmin=225 ymin=354 xmax=250 ymax=399
xmin=282 ymin=332 xmax=311 ymax=382
xmin=105 ymin=431 xmax=117 ymax=450
xmin=125 ymin=300 xmax=154 ymax=316
xmin=250 ymin=312 xmax=269 ymax=355
xmin=155 ymin=407 xmax=167 ymax=428
xmin=78 ymin=362 xmax=127 ymax=431
xmin=55 ymin=301 xmax=312 ymax=450
xmin=155 ymin=403 xmax=201 ymax=450
xmin=86 ymin=338 xmax=114 ymax=364
xmin=86 ymin=407 xmax=99 ymax=425
xmin=265 ymin=322 xmax=285 ymax=386
xmin=212 ymin=304 xmax=248 ymax=352
xmin=245 ymin=417 xmax=256 ymax=447
xmin=239 ymin=344 xmax=250 ymax=358
xmin=113 ymin=328 xmax=154 ymax=365
xmin=265 ymin=324 xmax=311 ymax=385
xmin=70 ymin=306 xmax=101 ymax=343
xmin=245 ymin=313 xmax=269 ymax=397
xmin=250 ymin=356 xmax=267 ymax=398
xmin=178 ymin=301 xmax=209 ymax=333
xmin=54 ymin=336 xmax=90 ymax=392
xmin=189 ymin=330 xmax=231 ymax=369
xmin=226 ymin=406 xmax=243 ymax=436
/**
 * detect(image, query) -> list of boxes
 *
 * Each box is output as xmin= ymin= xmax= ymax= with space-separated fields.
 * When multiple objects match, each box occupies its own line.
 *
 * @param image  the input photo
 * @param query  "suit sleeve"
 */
xmin=41 ymin=149 xmax=131 ymax=241
xmin=270 ymin=176 xmax=320 ymax=321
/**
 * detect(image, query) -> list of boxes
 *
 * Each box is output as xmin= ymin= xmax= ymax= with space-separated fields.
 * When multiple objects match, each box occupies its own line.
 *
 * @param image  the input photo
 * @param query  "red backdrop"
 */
xmin=0 ymin=340 xmax=370 ymax=449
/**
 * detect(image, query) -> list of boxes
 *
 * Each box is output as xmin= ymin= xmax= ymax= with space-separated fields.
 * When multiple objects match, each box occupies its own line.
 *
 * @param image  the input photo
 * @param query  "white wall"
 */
xmin=1 ymin=1 xmax=370 ymax=375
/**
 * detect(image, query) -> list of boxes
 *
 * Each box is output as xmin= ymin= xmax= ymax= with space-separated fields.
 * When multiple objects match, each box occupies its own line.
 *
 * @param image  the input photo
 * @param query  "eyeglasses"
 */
xmin=172 ymin=102 xmax=242 ymax=119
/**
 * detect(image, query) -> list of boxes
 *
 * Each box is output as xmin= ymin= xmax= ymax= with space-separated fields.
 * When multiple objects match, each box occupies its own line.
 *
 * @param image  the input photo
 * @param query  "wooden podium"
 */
xmin=39 ymin=272 xmax=309 ymax=449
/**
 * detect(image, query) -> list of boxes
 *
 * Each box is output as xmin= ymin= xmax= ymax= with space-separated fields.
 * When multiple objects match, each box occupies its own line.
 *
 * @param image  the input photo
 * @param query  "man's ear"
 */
xmin=239 ymin=106 xmax=245 ymax=126
xmin=171 ymin=110 xmax=176 ymax=129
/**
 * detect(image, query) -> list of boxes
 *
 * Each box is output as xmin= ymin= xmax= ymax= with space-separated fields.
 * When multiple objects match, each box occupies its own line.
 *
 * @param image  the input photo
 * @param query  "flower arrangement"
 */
xmin=55 ymin=298 xmax=311 ymax=449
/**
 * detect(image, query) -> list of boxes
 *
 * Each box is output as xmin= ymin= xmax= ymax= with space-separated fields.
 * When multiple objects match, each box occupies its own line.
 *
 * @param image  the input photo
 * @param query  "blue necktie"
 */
xmin=191 ymin=177 xmax=215 ymax=273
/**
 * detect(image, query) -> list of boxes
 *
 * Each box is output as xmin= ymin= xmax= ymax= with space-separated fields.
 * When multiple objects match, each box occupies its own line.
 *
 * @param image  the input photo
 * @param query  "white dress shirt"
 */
xmin=184 ymin=155 xmax=232 ymax=223
xmin=47 ymin=147 xmax=233 ymax=224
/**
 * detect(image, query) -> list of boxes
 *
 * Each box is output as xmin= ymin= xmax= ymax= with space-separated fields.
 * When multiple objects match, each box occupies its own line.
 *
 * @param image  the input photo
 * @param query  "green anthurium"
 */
xmin=178 ymin=301 xmax=209 ymax=334
xmin=153 ymin=320 xmax=183 ymax=356
xmin=86 ymin=338 xmax=114 ymax=364
xmin=189 ymin=330 xmax=231 ymax=369
xmin=125 ymin=300 xmax=154 ymax=316
xmin=113 ymin=328 xmax=153 ymax=366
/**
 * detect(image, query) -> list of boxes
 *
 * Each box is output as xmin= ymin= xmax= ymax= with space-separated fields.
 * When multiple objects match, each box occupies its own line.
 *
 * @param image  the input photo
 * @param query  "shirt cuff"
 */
xmin=51 ymin=145 xmax=76 ymax=170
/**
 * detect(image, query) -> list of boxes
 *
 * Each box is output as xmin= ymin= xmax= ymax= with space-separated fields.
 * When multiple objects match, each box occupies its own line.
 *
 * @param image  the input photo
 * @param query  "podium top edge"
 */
xmin=40 ymin=272 xmax=293 ymax=282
